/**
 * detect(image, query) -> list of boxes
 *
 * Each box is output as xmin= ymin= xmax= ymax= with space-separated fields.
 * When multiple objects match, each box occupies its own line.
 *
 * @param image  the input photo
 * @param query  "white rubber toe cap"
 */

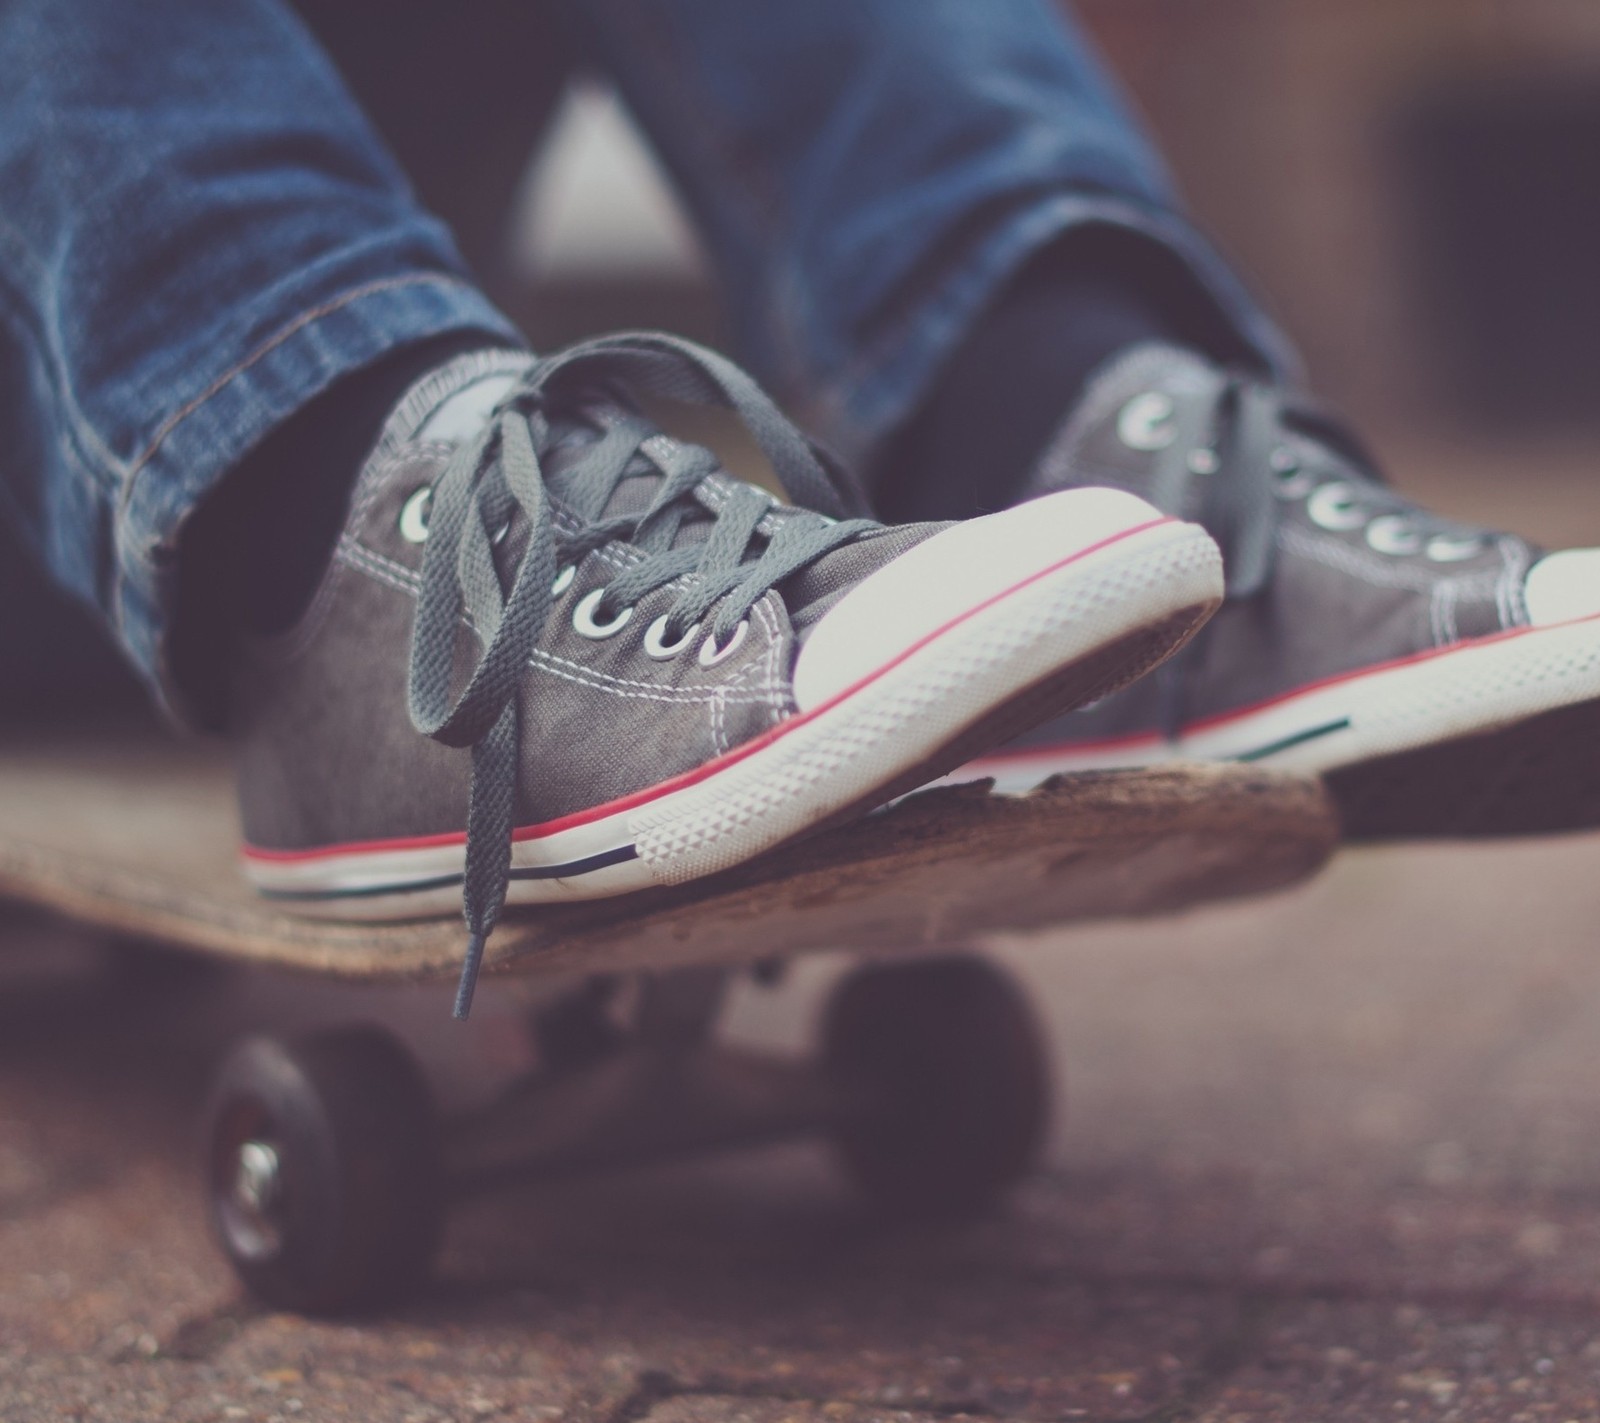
xmin=1525 ymin=548 xmax=1600 ymax=627
xmin=791 ymin=486 xmax=1174 ymax=714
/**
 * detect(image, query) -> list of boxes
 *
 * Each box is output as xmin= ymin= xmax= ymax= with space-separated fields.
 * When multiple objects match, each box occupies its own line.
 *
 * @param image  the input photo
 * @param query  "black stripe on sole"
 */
xmin=257 ymin=843 xmax=640 ymax=902
xmin=1232 ymin=718 xmax=1351 ymax=763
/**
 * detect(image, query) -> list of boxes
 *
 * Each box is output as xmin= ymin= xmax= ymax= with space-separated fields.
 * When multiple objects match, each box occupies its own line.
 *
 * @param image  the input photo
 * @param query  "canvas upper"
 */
xmin=956 ymin=344 xmax=1600 ymax=841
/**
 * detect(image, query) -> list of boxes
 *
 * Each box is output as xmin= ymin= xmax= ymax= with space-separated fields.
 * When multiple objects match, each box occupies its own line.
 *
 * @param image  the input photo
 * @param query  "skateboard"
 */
xmin=0 ymin=737 xmax=1337 ymax=1313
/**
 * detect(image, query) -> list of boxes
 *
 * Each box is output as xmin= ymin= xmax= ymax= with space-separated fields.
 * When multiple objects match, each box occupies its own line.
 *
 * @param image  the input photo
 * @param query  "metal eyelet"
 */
xmin=1117 ymin=392 xmax=1178 ymax=451
xmin=1426 ymin=534 xmax=1485 ymax=564
xmin=551 ymin=565 xmax=576 ymax=598
xmin=1271 ymin=450 xmax=1315 ymax=500
xmin=1188 ymin=448 xmax=1221 ymax=475
xmin=643 ymin=614 xmax=700 ymax=660
xmin=398 ymin=487 xmax=432 ymax=544
xmin=1365 ymin=515 xmax=1423 ymax=557
xmin=1274 ymin=469 xmax=1315 ymax=500
xmin=572 ymin=588 xmax=634 ymax=639
xmin=698 ymin=619 xmax=750 ymax=668
xmin=1306 ymin=481 xmax=1367 ymax=533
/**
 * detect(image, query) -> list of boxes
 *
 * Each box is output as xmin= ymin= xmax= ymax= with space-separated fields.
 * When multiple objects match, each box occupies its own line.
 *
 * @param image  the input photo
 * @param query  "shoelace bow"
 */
xmin=1149 ymin=372 xmax=1489 ymax=734
xmin=405 ymin=332 xmax=878 ymax=1018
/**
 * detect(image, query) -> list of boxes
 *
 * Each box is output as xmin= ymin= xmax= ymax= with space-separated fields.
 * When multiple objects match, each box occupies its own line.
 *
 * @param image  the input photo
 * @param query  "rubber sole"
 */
xmin=958 ymin=610 xmax=1600 ymax=841
xmin=247 ymin=518 xmax=1222 ymax=916
xmin=1329 ymin=696 xmax=1600 ymax=840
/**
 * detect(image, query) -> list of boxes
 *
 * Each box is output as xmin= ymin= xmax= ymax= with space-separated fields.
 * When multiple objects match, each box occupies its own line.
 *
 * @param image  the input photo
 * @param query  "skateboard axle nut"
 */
xmin=232 ymin=1140 xmax=283 ymax=1219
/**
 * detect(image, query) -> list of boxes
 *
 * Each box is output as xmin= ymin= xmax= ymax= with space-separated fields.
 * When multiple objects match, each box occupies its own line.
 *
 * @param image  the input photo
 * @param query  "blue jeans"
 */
xmin=0 ymin=0 xmax=1289 ymax=715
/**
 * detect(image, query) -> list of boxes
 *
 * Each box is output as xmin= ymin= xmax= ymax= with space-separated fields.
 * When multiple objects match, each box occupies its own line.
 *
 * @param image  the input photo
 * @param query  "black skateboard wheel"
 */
xmin=822 ymin=956 xmax=1050 ymax=1218
xmin=202 ymin=1028 xmax=443 ymax=1314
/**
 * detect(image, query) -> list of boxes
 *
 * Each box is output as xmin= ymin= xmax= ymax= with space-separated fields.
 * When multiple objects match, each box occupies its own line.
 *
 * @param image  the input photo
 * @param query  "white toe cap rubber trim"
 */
xmin=792 ymin=487 xmax=1169 ymax=713
xmin=1525 ymin=548 xmax=1600 ymax=627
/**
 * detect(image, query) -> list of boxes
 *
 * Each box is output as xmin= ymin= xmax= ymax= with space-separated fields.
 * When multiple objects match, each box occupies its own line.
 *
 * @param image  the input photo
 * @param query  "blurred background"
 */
xmin=1089 ymin=0 xmax=1600 ymax=439
xmin=511 ymin=0 xmax=1600 ymax=450
xmin=501 ymin=0 xmax=1600 ymax=430
xmin=9 ymin=0 xmax=1600 ymax=720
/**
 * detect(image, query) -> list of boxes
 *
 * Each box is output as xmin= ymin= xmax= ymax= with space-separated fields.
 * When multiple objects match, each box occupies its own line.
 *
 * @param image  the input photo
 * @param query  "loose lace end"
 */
xmin=453 ymin=932 xmax=488 ymax=1020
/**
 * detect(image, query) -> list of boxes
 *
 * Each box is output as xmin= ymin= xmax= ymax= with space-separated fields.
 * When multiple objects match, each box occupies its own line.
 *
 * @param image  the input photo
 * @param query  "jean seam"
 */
xmin=122 ymin=271 xmax=479 ymax=485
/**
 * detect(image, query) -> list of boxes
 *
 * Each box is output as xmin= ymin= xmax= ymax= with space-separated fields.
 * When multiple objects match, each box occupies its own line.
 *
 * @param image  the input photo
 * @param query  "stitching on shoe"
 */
xmin=1430 ymin=581 xmax=1459 ymax=647
xmin=348 ymin=442 xmax=453 ymax=533
xmin=333 ymin=540 xmax=786 ymax=705
xmin=709 ymin=684 xmax=730 ymax=755
xmin=334 ymin=539 xmax=421 ymax=598
xmin=734 ymin=596 xmax=794 ymax=707
xmin=524 ymin=650 xmax=784 ymax=707
xmin=751 ymin=595 xmax=794 ymax=725
xmin=1277 ymin=526 xmax=1503 ymax=595
xmin=1495 ymin=537 xmax=1531 ymax=628
xmin=340 ymin=539 xmax=791 ymax=698
xmin=707 ymin=597 xmax=790 ymax=751
xmin=529 ymin=645 xmax=786 ymax=704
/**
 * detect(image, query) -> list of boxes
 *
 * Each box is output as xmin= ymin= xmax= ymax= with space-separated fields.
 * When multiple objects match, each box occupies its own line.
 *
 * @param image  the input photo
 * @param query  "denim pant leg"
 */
xmin=574 ymin=0 xmax=1297 ymax=467
xmin=0 ymin=0 xmax=521 ymax=717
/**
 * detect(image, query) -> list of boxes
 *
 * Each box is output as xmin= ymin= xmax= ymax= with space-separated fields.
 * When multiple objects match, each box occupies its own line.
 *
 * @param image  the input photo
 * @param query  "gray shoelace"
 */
xmin=405 ymin=332 xmax=878 ymax=1017
xmin=1151 ymin=375 xmax=1482 ymax=601
xmin=1151 ymin=373 xmax=1489 ymax=735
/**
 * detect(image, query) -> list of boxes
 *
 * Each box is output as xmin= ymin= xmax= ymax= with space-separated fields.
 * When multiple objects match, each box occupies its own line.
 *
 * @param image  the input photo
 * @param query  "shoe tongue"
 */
xmin=415 ymin=372 xmax=523 ymax=445
xmin=1023 ymin=342 xmax=1224 ymax=507
xmin=538 ymin=425 xmax=722 ymax=549
xmin=381 ymin=350 xmax=537 ymax=455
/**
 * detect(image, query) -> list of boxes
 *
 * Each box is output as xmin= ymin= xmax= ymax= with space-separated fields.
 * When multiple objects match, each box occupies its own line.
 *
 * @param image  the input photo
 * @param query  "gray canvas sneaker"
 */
xmin=234 ymin=334 xmax=1223 ymax=1011
xmin=950 ymin=343 xmax=1600 ymax=839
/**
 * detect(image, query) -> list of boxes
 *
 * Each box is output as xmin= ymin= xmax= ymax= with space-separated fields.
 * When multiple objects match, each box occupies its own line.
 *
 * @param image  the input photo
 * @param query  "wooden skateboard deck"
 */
xmin=0 ymin=739 xmax=1338 ymax=984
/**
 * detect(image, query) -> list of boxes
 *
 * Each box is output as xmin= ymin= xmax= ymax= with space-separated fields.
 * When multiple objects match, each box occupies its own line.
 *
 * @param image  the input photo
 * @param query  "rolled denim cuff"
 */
xmin=113 ymin=272 xmax=521 ymax=722
xmin=798 ymin=191 xmax=1300 ymax=470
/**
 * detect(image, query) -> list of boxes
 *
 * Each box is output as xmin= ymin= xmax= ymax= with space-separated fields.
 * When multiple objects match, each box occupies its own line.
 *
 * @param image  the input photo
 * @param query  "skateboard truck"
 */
xmin=201 ymin=954 xmax=1050 ymax=1315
